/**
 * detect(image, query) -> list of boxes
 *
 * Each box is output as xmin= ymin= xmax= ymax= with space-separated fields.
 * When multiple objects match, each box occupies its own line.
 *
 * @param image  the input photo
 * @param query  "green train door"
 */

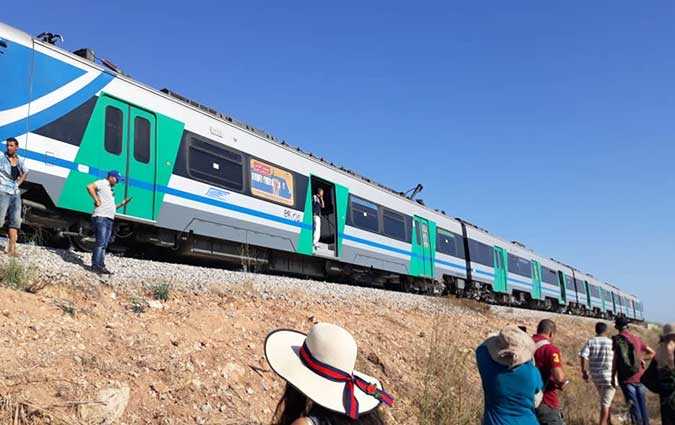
xmin=493 ymin=246 xmax=508 ymax=293
xmin=531 ymin=260 xmax=542 ymax=300
xmin=124 ymin=107 xmax=156 ymax=220
xmin=413 ymin=216 xmax=433 ymax=278
xmin=584 ymin=281 xmax=592 ymax=308
xmin=558 ymin=271 xmax=567 ymax=303
xmin=98 ymin=95 xmax=157 ymax=221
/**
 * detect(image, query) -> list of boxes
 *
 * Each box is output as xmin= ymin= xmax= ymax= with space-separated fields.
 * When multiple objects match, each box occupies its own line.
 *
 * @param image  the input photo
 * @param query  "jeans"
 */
xmin=621 ymin=383 xmax=650 ymax=425
xmin=0 ymin=191 xmax=22 ymax=229
xmin=536 ymin=403 xmax=566 ymax=425
xmin=91 ymin=216 xmax=113 ymax=269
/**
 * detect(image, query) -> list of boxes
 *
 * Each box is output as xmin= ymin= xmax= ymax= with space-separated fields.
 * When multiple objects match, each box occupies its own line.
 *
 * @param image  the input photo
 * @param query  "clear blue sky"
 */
xmin=5 ymin=1 xmax=673 ymax=322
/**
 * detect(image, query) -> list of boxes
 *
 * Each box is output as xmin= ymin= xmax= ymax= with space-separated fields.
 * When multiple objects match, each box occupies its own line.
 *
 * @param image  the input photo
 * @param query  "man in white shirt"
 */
xmin=312 ymin=188 xmax=324 ymax=250
xmin=580 ymin=322 xmax=616 ymax=425
xmin=86 ymin=170 xmax=130 ymax=274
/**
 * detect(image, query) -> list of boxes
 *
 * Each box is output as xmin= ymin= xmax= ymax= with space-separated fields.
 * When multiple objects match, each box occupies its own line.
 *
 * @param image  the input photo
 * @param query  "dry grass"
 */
xmin=416 ymin=319 xmax=482 ymax=425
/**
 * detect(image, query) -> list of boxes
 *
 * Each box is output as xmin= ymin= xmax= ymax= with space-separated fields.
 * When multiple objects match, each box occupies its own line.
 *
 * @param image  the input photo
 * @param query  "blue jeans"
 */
xmin=91 ymin=216 xmax=113 ymax=268
xmin=621 ymin=383 xmax=650 ymax=425
xmin=0 ymin=191 xmax=22 ymax=229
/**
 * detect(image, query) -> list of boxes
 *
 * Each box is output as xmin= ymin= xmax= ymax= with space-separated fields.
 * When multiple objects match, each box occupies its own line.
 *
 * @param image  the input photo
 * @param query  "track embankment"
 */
xmin=0 ymin=245 xmax=661 ymax=424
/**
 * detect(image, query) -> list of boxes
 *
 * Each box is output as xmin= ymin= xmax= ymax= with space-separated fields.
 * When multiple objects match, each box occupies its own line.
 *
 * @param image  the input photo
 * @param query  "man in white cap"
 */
xmin=476 ymin=325 xmax=544 ymax=425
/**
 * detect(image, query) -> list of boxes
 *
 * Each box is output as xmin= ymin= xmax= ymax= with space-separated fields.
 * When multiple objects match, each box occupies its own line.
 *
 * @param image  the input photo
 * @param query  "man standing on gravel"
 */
xmin=0 ymin=137 xmax=29 ymax=256
xmin=613 ymin=317 xmax=654 ymax=425
xmin=580 ymin=322 xmax=616 ymax=425
xmin=533 ymin=319 xmax=569 ymax=425
xmin=86 ymin=170 xmax=130 ymax=275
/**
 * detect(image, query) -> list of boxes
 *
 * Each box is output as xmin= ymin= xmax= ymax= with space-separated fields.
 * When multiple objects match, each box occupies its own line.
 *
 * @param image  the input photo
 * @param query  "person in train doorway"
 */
xmin=612 ymin=316 xmax=655 ymax=425
xmin=312 ymin=187 xmax=324 ymax=250
xmin=86 ymin=170 xmax=131 ymax=275
xmin=533 ymin=319 xmax=569 ymax=425
xmin=579 ymin=322 xmax=616 ymax=425
xmin=0 ymin=137 xmax=29 ymax=257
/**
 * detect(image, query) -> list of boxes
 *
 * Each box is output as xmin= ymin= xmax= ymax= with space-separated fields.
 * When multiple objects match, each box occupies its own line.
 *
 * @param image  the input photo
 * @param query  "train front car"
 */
xmin=0 ymin=22 xmax=117 ymax=233
xmin=0 ymin=23 xmax=34 ymax=147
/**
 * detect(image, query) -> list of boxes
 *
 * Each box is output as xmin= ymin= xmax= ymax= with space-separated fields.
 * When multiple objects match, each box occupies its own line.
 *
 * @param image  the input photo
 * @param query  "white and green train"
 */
xmin=0 ymin=22 xmax=644 ymax=321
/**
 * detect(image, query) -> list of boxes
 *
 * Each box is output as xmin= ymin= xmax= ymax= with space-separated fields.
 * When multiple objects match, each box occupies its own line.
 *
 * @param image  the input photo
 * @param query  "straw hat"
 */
xmin=265 ymin=323 xmax=393 ymax=419
xmin=485 ymin=325 xmax=536 ymax=368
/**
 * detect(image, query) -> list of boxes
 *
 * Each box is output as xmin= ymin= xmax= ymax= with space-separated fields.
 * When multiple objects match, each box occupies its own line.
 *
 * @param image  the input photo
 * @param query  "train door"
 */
xmin=310 ymin=176 xmax=337 ymax=257
xmin=558 ymin=271 xmax=567 ymax=304
xmin=98 ymin=95 xmax=157 ymax=221
xmin=531 ymin=260 xmax=542 ymax=300
xmin=584 ymin=281 xmax=592 ymax=308
xmin=413 ymin=216 xmax=433 ymax=277
xmin=493 ymin=246 xmax=508 ymax=293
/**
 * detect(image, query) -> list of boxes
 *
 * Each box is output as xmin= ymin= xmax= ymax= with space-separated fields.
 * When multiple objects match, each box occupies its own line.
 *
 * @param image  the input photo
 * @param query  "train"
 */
xmin=0 ymin=22 xmax=645 ymax=321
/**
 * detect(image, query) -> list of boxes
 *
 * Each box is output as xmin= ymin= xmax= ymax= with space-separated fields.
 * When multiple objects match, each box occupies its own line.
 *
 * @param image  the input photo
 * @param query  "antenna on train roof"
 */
xmin=36 ymin=32 xmax=64 ymax=45
xmin=404 ymin=183 xmax=423 ymax=200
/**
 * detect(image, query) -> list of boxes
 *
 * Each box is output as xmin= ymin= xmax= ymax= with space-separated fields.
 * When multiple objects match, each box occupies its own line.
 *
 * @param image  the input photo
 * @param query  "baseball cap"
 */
xmin=107 ymin=170 xmax=122 ymax=181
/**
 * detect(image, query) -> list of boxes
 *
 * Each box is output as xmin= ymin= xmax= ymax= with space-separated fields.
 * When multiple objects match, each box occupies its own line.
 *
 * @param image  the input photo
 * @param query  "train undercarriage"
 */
xmin=16 ymin=182 xmax=627 ymax=321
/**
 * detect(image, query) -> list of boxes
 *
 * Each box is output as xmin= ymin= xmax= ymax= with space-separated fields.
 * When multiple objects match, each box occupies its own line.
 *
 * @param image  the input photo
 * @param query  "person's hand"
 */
xmin=582 ymin=371 xmax=589 ymax=382
xmin=94 ymin=198 xmax=101 ymax=207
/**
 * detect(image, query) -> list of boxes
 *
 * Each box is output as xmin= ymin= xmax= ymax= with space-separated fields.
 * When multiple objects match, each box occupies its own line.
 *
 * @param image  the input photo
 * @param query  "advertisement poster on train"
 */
xmin=250 ymin=159 xmax=294 ymax=206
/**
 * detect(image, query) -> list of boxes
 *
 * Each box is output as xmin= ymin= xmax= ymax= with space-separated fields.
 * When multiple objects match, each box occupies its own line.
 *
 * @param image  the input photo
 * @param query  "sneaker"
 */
xmin=93 ymin=266 xmax=113 ymax=275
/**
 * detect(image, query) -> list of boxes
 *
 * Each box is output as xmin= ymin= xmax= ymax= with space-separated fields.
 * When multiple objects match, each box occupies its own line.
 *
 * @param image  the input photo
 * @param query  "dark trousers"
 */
xmin=621 ymin=383 xmax=650 ymax=425
xmin=536 ymin=403 xmax=565 ymax=425
xmin=91 ymin=216 xmax=113 ymax=268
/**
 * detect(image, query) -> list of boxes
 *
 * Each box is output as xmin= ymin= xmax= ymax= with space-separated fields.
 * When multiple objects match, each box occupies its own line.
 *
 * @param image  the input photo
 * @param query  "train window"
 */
xmin=468 ymin=239 xmax=494 ymax=267
xmin=564 ymin=275 xmax=575 ymax=290
xmin=382 ymin=209 xmax=407 ymax=242
xmin=436 ymin=229 xmax=465 ymax=258
xmin=541 ymin=266 xmax=559 ymax=286
xmin=104 ymin=106 xmax=123 ymax=155
xmin=187 ymin=137 xmax=244 ymax=191
xmin=590 ymin=285 xmax=601 ymax=298
xmin=575 ymin=278 xmax=587 ymax=294
xmin=133 ymin=117 xmax=151 ymax=164
xmin=508 ymin=254 xmax=532 ymax=278
xmin=349 ymin=196 xmax=379 ymax=233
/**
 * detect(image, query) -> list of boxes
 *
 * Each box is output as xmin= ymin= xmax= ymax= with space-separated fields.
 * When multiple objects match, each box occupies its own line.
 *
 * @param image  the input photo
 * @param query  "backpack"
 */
xmin=613 ymin=334 xmax=641 ymax=379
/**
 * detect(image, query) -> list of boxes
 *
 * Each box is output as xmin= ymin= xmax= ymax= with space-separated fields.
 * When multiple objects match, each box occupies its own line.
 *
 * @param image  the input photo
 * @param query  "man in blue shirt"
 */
xmin=0 ymin=138 xmax=29 ymax=256
xmin=477 ymin=326 xmax=544 ymax=425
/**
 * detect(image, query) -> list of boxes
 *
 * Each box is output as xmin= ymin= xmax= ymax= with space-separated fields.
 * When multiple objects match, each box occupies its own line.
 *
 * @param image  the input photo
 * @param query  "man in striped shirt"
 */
xmin=580 ymin=322 xmax=616 ymax=425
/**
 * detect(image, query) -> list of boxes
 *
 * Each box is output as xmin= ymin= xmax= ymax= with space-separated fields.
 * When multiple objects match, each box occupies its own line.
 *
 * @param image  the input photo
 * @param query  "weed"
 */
xmin=130 ymin=296 xmax=148 ymax=314
xmin=54 ymin=299 xmax=77 ymax=317
xmin=151 ymin=282 xmax=171 ymax=302
xmin=416 ymin=319 xmax=482 ymax=425
xmin=0 ymin=258 xmax=30 ymax=290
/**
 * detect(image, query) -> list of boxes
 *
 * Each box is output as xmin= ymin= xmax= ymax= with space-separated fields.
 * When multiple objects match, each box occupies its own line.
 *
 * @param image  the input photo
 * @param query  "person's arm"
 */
xmin=87 ymin=182 xmax=101 ymax=207
xmin=580 ymin=356 xmax=589 ymax=382
xmin=550 ymin=349 xmax=567 ymax=389
xmin=17 ymin=158 xmax=28 ymax=186
xmin=612 ymin=350 xmax=619 ymax=387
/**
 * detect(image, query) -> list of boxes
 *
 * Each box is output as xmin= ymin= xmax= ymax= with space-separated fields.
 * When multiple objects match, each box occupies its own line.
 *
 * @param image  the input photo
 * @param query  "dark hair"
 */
xmin=272 ymin=383 xmax=385 ymax=425
xmin=6 ymin=137 xmax=18 ymax=146
xmin=595 ymin=322 xmax=608 ymax=335
xmin=537 ymin=319 xmax=556 ymax=335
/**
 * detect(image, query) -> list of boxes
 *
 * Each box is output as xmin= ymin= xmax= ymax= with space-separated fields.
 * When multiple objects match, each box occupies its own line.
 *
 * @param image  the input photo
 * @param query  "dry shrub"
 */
xmin=416 ymin=319 xmax=482 ymax=425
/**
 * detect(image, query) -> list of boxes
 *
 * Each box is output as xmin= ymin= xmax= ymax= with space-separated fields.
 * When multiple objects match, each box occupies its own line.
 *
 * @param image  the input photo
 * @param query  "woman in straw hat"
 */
xmin=641 ymin=323 xmax=675 ymax=425
xmin=265 ymin=323 xmax=394 ymax=425
xmin=476 ymin=325 xmax=544 ymax=425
